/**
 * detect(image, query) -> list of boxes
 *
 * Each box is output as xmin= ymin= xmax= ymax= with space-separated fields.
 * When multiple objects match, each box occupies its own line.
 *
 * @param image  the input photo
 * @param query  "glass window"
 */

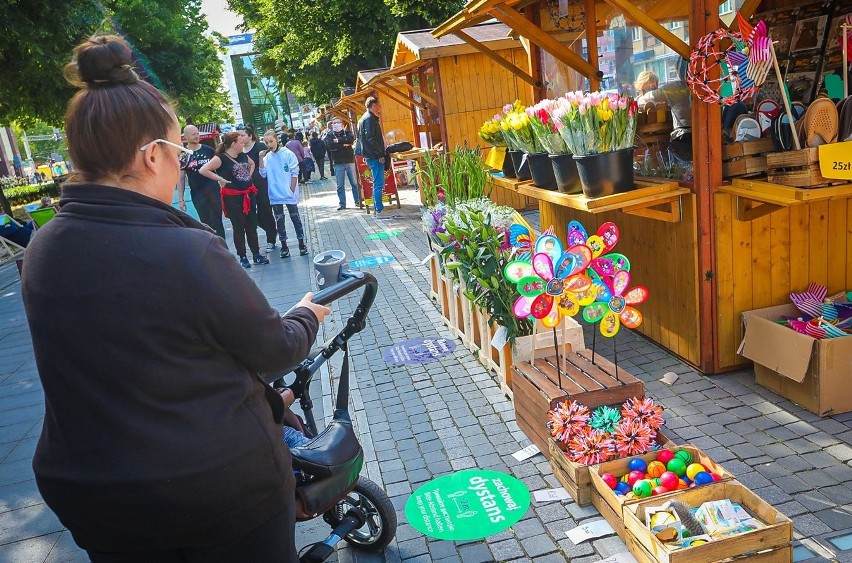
xmin=719 ymin=1 xmax=733 ymax=15
xmin=631 ymin=27 xmax=641 ymax=41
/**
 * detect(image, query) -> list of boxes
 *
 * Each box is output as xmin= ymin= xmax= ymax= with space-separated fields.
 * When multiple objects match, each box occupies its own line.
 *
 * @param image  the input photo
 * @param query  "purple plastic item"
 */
xmin=382 ymin=337 xmax=456 ymax=365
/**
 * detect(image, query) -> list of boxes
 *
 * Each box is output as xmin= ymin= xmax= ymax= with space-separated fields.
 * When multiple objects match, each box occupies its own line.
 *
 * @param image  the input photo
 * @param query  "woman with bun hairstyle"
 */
xmin=200 ymin=130 xmax=269 ymax=268
xmin=21 ymin=35 xmax=330 ymax=562
xmin=242 ymin=124 xmax=278 ymax=254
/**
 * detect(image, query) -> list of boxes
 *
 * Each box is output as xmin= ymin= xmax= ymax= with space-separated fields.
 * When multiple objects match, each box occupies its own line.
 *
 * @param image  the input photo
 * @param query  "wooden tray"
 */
xmin=513 ymin=349 xmax=644 ymax=461
xmin=623 ymin=481 xmax=793 ymax=563
xmin=766 ymin=147 xmax=843 ymax=188
xmin=588 ymin=444 xmax=734 ymax=540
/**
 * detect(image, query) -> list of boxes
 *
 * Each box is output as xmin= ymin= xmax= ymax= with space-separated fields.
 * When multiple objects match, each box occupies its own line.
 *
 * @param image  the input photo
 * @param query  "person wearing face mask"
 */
xmin=21 ymin=34 xmax=331 ymax=562
xmin=325 ymin=118 xmax=360 ymax=210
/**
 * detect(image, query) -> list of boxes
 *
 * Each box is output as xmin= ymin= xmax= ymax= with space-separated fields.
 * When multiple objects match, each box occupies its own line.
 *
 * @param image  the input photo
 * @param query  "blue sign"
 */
xmin=383 ymin=337 xmax=456 ymax=365
xmin=228 ymin=33 xmax=254 ymax=46
xmin=349 ymin=256 xmax=395 ymax=269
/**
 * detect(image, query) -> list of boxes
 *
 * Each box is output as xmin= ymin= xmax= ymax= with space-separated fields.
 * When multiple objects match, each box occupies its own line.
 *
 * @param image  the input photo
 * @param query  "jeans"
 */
xmin=334 ymin=162 xmax=359 ymax=207
xmin=272 ymin=204 xmax=304 ymax=243
xmin=365 ymin=158 xmax=385 ymax=212
xmin=190 ymin=188 xmax=225 ymax=240
xmin=223 ymin=193 xmax=259 ymax=258
xmin=314 ymin=157 xmax=325 ymax=178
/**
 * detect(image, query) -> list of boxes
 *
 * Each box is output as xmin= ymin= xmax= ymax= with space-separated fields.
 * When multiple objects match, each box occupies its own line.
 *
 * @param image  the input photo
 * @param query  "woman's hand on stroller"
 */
xmin=296 ymin=292 xmax=332 ymax=323
xmin=277 ymin=387 xmax=296 ymax=408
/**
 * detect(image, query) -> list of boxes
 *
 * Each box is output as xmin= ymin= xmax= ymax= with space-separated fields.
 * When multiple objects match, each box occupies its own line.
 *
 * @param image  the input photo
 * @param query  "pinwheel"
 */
xmin=582 ymin=270 xmax=649 ymax=337
xmin=508 ymin=214 xmax=553 ymax=260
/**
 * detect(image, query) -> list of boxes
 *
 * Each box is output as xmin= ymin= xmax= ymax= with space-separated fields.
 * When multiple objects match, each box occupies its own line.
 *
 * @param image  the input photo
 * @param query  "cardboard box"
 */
xmin=738 ymin=297 xmax=852 ymax=416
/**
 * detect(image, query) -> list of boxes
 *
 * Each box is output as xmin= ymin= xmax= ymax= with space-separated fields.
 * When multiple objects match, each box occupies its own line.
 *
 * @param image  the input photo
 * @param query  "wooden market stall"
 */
xmin=431 ymin=0 xmax=852 ymax=374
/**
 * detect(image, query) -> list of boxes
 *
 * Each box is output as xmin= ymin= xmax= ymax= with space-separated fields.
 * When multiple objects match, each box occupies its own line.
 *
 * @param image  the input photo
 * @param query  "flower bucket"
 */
xmin=528 ymin=152 xmax=557 ymax=190
xmin=573 ymin=147 xmax=635 ymax=198
xmin=509 ymin=150 xmax=531 ymax=181
xmin=549 ymin=153 xmax=582 ymax=194
xmin=502 ymin=149 xmax=517 ymax=178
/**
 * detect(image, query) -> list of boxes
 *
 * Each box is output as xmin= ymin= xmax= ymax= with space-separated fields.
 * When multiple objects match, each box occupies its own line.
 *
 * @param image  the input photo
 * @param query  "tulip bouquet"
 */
xmin=500 ymin=100 xmax=541 ymax=154
xmin=551 ymin=91 xmax=638 ymax=156
xmin=478 ymin=114 xmax=506 ymax=147
xmin=527 ymin=99 xmax=569 ymax=154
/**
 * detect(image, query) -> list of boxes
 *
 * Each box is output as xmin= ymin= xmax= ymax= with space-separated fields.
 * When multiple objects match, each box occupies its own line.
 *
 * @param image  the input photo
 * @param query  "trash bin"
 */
xmin=313 ymin=250 xmax=346 ymax=290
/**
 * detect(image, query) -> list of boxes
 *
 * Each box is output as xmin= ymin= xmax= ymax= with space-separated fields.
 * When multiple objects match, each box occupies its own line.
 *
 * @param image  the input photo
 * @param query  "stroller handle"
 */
xmin=312 ymin=271 xmax=378 ymax=312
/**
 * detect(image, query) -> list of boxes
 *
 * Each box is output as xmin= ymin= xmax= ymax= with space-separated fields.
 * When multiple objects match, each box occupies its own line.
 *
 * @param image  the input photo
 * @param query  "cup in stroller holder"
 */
xmin=313 ymin=250 xmax=346 ymax=290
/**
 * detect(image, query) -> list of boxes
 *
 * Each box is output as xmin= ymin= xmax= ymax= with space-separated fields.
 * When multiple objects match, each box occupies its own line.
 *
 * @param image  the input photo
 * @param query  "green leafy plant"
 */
xmin=416 ymin=147 xmax=493 ymax=208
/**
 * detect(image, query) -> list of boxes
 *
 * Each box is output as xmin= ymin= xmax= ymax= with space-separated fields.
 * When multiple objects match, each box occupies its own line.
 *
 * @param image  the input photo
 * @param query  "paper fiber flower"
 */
xmin=613 ymin=418 xmax=656 ymax=457
xmin=547 ymin=400 xmax=590 ymax=444
xmin=569 ymin=428 xmax=616 ymax=465
xmin=621 ymin=397 xmax=664 ymax=430
xmin=589 ymin=405 xmax=622 ymax=434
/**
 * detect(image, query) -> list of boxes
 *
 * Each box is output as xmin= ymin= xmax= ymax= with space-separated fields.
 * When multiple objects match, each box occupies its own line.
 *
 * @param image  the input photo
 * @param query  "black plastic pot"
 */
xmin=573 ymin=147 xmax=636 ymax=198
xmin=502 ymin=149 xmax=516 ymax=178
xmin=508 ymin=150 xmax=531 ymax=181
xmin=528 ymin=152 xmax=557 ymax=190
xmin=549 ymin=153 xmax=582 ymax=194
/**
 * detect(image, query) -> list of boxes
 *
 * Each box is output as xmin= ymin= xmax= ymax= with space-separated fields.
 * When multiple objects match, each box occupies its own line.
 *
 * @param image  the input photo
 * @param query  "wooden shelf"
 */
xmin=716 ymin=178 xmax=852 ymax=221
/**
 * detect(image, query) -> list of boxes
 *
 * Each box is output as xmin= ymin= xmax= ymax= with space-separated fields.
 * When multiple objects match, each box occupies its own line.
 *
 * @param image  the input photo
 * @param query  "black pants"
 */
xmin=223 ymin=193 xmax=259 ymax=258
xmin=314 ymin=157 xmax=325 ymax=178
xmin=255 ymin=184 xmax=277 ymax=245
xmin=191 ymin=188 xmax=225 ymax=240
xmin=86 ymin=505 xmax=297 ymax=563
xmin=272 ymin=204 xmax=304 ymax=243
xmin=298 ymin=161 xmax=309 ymax=182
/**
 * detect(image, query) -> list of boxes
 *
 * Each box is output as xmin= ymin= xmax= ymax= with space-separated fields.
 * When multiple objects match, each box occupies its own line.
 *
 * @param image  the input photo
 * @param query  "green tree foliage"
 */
xmin=0 ymin=0 xmax=231 ymax=127
xmin=229 ymin=0 xmax=464 ymax=104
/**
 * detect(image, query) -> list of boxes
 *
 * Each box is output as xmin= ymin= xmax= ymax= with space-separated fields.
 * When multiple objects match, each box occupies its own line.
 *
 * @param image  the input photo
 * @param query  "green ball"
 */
xmin=667 ymin=458 xmax=687 ymax=476
xmin=675 ymin=449 xmax=692 ymax=464
xmin=653 ymin=478 xmax=661 ymax=486
xmin=632 ymin=479 xmax=653 ymax=498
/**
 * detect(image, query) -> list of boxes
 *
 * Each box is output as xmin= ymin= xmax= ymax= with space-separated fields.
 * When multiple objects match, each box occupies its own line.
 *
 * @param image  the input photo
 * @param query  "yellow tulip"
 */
xmin=512 ymin=120 xmax=523 ymax=131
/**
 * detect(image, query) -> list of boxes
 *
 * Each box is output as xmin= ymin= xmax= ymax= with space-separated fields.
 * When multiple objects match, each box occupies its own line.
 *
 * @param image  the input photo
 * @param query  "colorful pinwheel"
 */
xmin=582 ymin=270 xmax=649 ymax=337
xmin=508 ymin=214 xmax=553 ymax=260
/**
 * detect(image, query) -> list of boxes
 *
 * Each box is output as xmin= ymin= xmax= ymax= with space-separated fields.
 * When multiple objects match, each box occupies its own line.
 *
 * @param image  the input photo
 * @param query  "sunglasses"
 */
xmin=140 ymin=139 xmax=193 ymax=157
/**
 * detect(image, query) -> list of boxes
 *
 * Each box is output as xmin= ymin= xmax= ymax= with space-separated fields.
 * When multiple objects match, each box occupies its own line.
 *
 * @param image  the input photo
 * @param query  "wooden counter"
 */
xmin=489 ymin=175 xmax=535 ymax=210
xmin=714 ymin=178 xmax=852 ymax=370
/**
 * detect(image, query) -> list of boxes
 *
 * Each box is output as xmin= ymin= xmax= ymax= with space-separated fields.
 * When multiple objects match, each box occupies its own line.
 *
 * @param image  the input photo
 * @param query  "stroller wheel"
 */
xmin=325 ymin=476 xmax=397 ymax=550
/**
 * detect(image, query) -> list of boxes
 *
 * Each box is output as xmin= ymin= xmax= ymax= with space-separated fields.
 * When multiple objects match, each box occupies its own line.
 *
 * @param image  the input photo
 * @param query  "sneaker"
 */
xmin=299 ymin=241 xmax=308 ymax=256
xmin=374 ymin=208 xmax=383 ymax=215
xmin=253 ymin=254 xmax=270 ymax=265
xmin=337 ymin=205 xmax=346 ymax=211
xmin=266 ymin=242 xmax=276 ymax=253
xmin=357 ymin=202 xmax=364 ymax=209
xmin=239 ymin=256 xmax=251 ymax=269
xmin=281 ymin=244 xmax=290 ymax=258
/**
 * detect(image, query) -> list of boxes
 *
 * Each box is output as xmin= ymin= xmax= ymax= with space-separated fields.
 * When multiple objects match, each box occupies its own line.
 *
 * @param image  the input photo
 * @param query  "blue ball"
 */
xmin=693 ymin=471 xmax=713 ymax=485
xmin=682 ymin=476 xmax=692 ymax=485
xmin=615 ymin=482 xmax=631 ymax=495
xmin=628 ymin=458 xmax=648 ymax=473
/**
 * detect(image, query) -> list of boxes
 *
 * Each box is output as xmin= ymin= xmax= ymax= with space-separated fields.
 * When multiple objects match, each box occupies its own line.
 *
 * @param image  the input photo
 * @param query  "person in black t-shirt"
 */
xmin=242 ymin=125 xmax=277 ymax=253
xmin=177 ymin=125 xmax=225 ymax=239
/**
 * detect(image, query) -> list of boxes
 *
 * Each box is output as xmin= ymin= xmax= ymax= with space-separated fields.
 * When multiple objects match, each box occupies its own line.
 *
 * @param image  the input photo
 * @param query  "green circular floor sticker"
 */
xmin=366 ymin=229 xmax=402 ymax=240
xmin=404 ymin=469 xmax=530 ymax=540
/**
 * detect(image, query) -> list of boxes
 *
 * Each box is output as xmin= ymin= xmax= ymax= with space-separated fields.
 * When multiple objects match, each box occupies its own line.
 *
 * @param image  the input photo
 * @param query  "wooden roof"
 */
xmin=392 ymin=21 xmax=521 ymax=67
xmin=356 ymin=68 xmax=388 ymax=90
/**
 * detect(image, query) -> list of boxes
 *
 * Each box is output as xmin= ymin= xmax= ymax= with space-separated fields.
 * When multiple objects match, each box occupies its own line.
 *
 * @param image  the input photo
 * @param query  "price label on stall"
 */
xmin=819 ymin=141 xmax=852 ymax=179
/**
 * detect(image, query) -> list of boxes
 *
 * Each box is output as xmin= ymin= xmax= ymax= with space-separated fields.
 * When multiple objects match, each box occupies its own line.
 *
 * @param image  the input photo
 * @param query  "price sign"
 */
xmin=819 ymin=142 xmax=852 ymax=179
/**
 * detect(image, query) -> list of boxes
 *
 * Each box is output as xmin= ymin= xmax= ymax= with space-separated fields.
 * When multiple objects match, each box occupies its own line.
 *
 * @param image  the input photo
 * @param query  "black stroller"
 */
xmin=268 ymin=271 xmax=396 ymax=562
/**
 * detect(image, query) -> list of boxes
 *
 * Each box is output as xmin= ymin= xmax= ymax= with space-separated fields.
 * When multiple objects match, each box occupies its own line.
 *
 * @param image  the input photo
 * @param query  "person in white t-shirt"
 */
xmin=259 ymin=131 xmax=308 ymax=258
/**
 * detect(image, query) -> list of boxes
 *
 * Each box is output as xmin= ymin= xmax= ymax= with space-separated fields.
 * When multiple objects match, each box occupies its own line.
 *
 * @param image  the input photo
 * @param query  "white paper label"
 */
xmin=596 ymin=553 xmax=639 ymax=563
xmin=511 ymin=444 xmax=540 ymax=462
xmin=533 ymin=488 xmax=570 ymax=502
xmin=490 ymin=326 xmax=509 ymax=350
xmin=565 ymin=519 xmax=615 ymax=544
xmin=660 ymin=371 xmax=679 ymax=385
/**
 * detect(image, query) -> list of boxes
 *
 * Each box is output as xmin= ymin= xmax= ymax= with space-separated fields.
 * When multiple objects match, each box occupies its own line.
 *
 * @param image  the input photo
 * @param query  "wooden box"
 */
xmin=588 ymin=444 xmax=734 ymax=540
xmin=428 ymin=253 xmax=441 ymax=302
xmin=476 ymin=312 xmax=514 ymax=399
xmin=623 ymin=481 xmax=793 ymax=563
xmin=767 ymin=147 xmax=841 ymax=188
xmin=722 ymin=139 xmax=773 ymax=179
xmin=458 ymin=288 xmax=481 ymax=354
xmin=513 ymin=349 xmax=645 ymax=462
xmin=439 ymin=275 xmax=466 ymax=341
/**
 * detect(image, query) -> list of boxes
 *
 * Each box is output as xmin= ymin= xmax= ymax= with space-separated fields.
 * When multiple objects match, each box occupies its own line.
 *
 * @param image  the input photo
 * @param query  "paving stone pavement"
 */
xmin=0 ymin=172 xmax=851 ymax=561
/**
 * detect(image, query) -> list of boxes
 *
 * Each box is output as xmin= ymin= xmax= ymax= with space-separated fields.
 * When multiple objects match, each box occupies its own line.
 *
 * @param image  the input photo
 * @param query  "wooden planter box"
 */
xmin=428 ymin=253 xmax=441 ymax=303
xmin=722 ymin=139 xmax=773 ymax=179
xmin=457 ymin=288 xmax=480 ymax=354
xmin=624 ymin=481 xmax=793 ymax=563
xmin=548 ymin=429 xmax=671 ymax=507
xmin=588 ymin=444 xmax=734 ymax=540
xmin=439 ymin=275 xmax=466 ymax=341
xmin=476 ymin=312 xmax=513 ymax=399
xmin=514 ymin=349 xmax=644 ymax=462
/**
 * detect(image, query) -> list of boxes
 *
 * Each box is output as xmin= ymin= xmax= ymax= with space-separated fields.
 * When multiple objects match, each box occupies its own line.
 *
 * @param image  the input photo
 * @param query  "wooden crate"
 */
xmin=458 ymin=289 xmax=480 ymax=354
xmin=513 ymin=349 xmax=645 ymax=462
xmin=474 ymin=312 xmax=513 ymax=399
xmin=766 ymin=147 xmax=843 ymax=188
xmin=623 ymin=481 xmax=793 ymax=563
xmin=588 ymin=444 xmax=734 ymax=540
xmin=439 ymin=276 xmax=466 ymax=341
xmin=722 ymin=139 xmax=773 ymax=180
xmin=428 ymin=253 xmax=441 ymax=302
xmin=625 ymin=531 xmax=792 ymax=563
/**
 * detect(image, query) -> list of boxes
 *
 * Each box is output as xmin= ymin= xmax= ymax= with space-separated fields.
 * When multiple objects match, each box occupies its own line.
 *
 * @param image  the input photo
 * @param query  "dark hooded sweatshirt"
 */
xmin=21 ymin=183 xmax=318 ymax=552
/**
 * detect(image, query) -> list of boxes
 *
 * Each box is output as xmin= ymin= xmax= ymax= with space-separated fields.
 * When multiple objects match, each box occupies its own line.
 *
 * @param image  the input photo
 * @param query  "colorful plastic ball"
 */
xmin=656 ymin=450 xmax=675 ymax=464
xmin=666 ymin=458 xmax=687 ymax=476
xmin=647 ymin=461 xmax=666 ymax=478
xmin=652 ymin=485 xmax=669 ymax=496
xmin=627 ymin=470 xmax=645 ymax=487
xmin=633 ymin=479 xmax=653 ymax=498
xmin=682 ymin=476 xmax=692 ymax=485
xmin=693 ymin=471 xmax=714 ymax=485
xmin=659 ymin=471 xmax=679 ymax=490
xmin=686 ymin=463 xmax=707 ymax=481
xmin=602 ymin=473 xmax=619 ymax=490
xmin=675 ymin=449 xmax=692 ymax=464
xmin=677 ymin=479 xmax=689 ymax=490
xmin=620 ymin=474 xmax=630 ymax=483
xmin=615 ymin=481 xmax=631 ymax=495
xmin=711 ymin=472 xmax=722 ymax=482
xmin=628 ymin=458 xmax=648 ymax=473
xmin=653 ymin=478 xmax=661 ymax=486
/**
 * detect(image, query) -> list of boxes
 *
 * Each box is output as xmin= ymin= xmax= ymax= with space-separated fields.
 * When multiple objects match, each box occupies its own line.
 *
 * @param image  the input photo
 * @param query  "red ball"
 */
xmin=656 ymin=450 xmax=675 ymax=464
xmin=628 ymin=470 xmax=645 ymax=487
xmin=711 ymin=472 xmax=722 ymax=482
xmin=659 ymin=471 xmax=679 ymax=490
xmin=602 ymin=473 xmax=619 ymax=490
xmin=652 ymin=485 xmax=669 ymax=496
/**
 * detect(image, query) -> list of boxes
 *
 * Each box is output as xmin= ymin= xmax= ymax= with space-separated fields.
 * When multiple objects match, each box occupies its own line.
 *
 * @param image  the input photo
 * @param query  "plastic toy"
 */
xmin=602 ymin=472 xmax=618 ymax=490
xmin=628 ymin=470 xmax=645 ymax=487
xmin=656 ymin=449 xmax=675 ymax=465
xmin=666 ymin=458 xmax=687 ymax=476
xmin=633 ymin=479 xmax=653 ymax=498
xmin=674 ymin=449 xmax=692 ymax=464
xmin=693 ymin=471 xmax=714 ymax=485
xmin=629 ymin=458 xmax=648 ymax=473
xmin=659 ymin=471 xmax=680 ymax=490
xmin=686 ymin=463 xmax=707 ymax=481
xmin=647 ymin=461 xmax=666 ymax=478
xmin=653 ymin=485 xmax=669 ymax=496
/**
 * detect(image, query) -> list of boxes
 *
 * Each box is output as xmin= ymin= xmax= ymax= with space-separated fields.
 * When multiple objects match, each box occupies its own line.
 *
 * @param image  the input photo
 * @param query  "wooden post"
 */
xmin=585 ymin=0 xmax=600 ymax=92
xmin=432 ymin=61 xmax=450 ymax=149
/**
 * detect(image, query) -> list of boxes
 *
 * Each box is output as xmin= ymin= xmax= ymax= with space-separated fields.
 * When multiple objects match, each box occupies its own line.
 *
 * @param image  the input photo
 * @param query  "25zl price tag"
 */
xmin=819 ymin=141 xmax=852 ymax=180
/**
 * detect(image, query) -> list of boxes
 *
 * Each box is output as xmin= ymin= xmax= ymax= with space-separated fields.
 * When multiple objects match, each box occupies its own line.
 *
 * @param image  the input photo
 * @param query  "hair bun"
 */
xmin=65 ymin=35 xmax=139 ymax=87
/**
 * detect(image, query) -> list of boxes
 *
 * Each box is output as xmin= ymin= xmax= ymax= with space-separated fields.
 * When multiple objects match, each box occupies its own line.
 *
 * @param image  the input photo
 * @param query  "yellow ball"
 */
xmin=686 ymin=463 xmax=707 ymax=481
